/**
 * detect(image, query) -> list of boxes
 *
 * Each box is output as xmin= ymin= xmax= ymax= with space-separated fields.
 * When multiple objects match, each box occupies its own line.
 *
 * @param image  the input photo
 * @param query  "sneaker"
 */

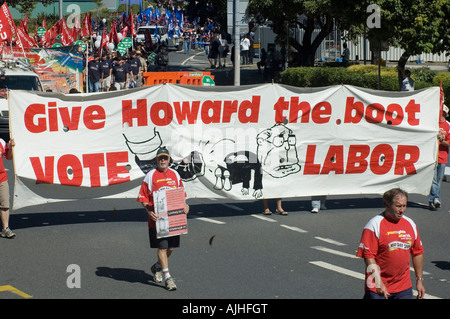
xmin=165 ymin=277 xmax=177 ymax=291
xmin=433 ymin=198 xmax=441 ymax=208
xmin=311 ymin=207 xmax=319 ymax=213
xmin=1 ymin=227 xmax=16 ymax=239
xmin=151 ymin=264 xmax=163 ymax=283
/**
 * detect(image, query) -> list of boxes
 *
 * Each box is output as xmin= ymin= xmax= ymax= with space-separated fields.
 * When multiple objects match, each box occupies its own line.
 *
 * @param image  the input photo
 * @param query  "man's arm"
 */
xmin=141 ymin=202 xmax=157 ymax=221
xmin=6 ymin=138 xmax=14 ymax=160
xmin=412 ymin=254 xmax=425 ymax=299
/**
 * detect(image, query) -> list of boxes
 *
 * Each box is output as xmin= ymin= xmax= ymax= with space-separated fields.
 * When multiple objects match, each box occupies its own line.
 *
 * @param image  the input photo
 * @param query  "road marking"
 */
xmin=181 ymin=51 xmax=205 ymax=65
xmin=251 ymin=214 xmax=277 ymax=222
xmin=310 ymin=261 xmax=364 ymax=280
xmin=315 ymin=236 xmax=347 ymax=246
xmin=311 ymin=246 xmax=359 ymax=259
xmin=0 ymin=285 xmax=32 ymax=298
xmin=310 ymin=261 xmax=441 ymax=299
xmin=195 ymin=217 xmax=226 ymax=224
xmin=280 ymin=224 xmax=308 ymax=233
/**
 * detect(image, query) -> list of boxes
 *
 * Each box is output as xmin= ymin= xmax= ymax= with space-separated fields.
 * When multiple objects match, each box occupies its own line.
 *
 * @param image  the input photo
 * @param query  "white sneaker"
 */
xmin=165 ymin=277 xmax=177 ymax=291
xmin=1 ymin=227 xmax=16 ymax=238
xmin=434 ymin=198 xmax=441 ymax=208
xmin=311 ymin=207 xmax=319 ymax=213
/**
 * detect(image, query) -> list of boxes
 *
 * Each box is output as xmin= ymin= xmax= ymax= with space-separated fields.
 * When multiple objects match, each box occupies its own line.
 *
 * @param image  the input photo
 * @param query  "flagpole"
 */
xmin=86 ymin=41 xmax=89 ymax=93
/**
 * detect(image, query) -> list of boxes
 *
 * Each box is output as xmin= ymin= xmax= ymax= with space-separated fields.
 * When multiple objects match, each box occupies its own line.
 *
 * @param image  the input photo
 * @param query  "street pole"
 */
xmin=233 ymin=0 xmax=240 ymax=86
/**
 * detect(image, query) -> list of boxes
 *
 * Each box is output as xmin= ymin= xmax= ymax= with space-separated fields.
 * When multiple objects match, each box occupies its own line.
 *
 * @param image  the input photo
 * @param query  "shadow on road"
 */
xmin=95 ymin=267 xmax=164 ymax=289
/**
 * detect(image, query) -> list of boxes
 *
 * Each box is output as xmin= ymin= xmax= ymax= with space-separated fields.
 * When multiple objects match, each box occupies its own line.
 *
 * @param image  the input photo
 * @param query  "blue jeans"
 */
xmin=89 ymin=79 xmax=100 ymax=92
xmin=184 ymin=40 xmax=191 ymax=54
xmin=428 ymin=163 xmax=446 ymax=203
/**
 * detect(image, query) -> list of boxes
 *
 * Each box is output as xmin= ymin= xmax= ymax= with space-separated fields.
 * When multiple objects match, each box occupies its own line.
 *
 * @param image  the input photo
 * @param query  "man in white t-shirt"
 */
xmin=240 ymin=35 xmax=250 ymax=65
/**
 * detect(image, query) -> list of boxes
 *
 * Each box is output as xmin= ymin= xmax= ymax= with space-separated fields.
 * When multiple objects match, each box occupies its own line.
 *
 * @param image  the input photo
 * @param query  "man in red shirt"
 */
xmin=137 ymin=146 xmax=189 ymax=291
xmin=428 ymin=104 xmax=450 ymax=210
xmin=357 ymin=188 xmax=425 ymax=299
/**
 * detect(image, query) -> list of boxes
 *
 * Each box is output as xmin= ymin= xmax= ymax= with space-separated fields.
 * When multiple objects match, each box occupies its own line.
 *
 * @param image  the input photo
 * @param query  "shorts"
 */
xmin=208 ymin=51 xmax=219 ymax=59
xmin=114 ymin=81 xmax=127 ymax=90
xmin=148 ymin=227 xmax=180 ymax=249
xmin=101 ymin=76 xmax=111 ymax=89
xmin=363 ymin=287 xmax=413 ymax=299
xmin=0 ymin=180 xmax=9 ymax=209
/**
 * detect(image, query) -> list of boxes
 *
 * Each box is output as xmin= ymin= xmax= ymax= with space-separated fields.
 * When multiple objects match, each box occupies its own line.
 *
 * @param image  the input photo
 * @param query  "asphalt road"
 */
xmin=1 ymin=155 xmax=450 ymax=301
xmin=1 ymin=51 xmax=449 ymax=306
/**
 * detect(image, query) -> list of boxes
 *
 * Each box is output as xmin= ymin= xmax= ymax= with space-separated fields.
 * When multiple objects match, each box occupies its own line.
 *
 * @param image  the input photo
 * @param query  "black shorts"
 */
xmin=148 ymin=228 xmax=180 ymax=249
xmin=208 ymin=50 xmax=219 ymax=59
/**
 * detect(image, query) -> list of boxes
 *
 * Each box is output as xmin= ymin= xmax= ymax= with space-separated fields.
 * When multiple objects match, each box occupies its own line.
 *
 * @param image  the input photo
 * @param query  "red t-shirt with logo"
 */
xmin=356 ymin=214 xmax=424 ymax=293
xmin=137 ymin=167 xmax=184 ymax=228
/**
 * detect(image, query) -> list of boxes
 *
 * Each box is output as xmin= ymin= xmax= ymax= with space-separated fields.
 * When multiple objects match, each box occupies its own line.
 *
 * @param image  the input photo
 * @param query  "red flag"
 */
xmin=100 ymin=28 xmax=108 ymax=51
xmin=15 ymin=25 xmax=36 ymax=48
xmin=72 ymin=26 xmax=80 ymax=41
xmin=121 ymin=26 xmax=129 ymax=39
xmin=59 ymin=18 xmax=74 ymax=45
xmin=129 ymin=9 xmax=136 ymax=37
xmin=81 ymin=13 xmax=90 ymax=38
xmin=20 ymin=13 xmax=28 ymax=34
xmin=41 ymin=28 xmax=54 ymax=47
xmin=42 ymin=16 xmax=47 ymax=30
xmin=109 ymin=22 xmax=119 ymax=45
xmin=0 ymin=3 xmax=16 ymax=43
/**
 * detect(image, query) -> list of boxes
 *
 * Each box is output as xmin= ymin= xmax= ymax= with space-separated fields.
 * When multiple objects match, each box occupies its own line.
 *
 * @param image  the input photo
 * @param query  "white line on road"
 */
xmin=314 ymin=236 xmax=347 ymax=246
xmin=310 ymin=261 xmax=364 ymax=280
xmin=251 ymin=214 xmax=277 ymax=222
xmin=311 ymin=246 xmax=359 ymax=259
xmin=280 ymin=224 xmax=308 ymax=233
xmin=181 ymin=51 xmax=205 ymax=65
xmin=195 ymin=217 xmax=226 ymax=224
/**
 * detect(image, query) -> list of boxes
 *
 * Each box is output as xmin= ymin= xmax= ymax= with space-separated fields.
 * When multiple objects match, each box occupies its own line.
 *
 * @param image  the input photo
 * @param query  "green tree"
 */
xmin=6 ymin=0 xmax=53 ymax=16
xmin=247 ymin=0 xmax=449 ymax=85
xmin=338 ymin=0 xmax=449 ymax=89
xmin=247 ymin=0 xmax=344 ymax=66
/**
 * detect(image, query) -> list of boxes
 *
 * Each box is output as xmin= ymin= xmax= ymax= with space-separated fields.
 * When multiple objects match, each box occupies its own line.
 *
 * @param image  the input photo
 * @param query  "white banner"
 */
xmin=9 ymin=84 xmax=440 ymax=211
